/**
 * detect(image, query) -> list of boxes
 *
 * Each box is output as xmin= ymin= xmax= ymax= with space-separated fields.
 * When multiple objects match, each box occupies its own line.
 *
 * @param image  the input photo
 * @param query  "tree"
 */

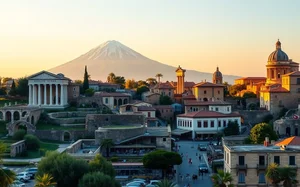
xmin=242 ymin=91 xmax=256 ymax=99
xmin=143 ymin=150 xmax=182 ymax=176
xmin=35 ymin=173 xmax=57 ymax=187
xmin=223 ymin=121 xmax=240 ymax=136
xmin=12 ymin=129 xmax=26 ymax=140
xmin=107 ymin=73 xmax=116 ymax=83
xmin=37 ymin=151 xmax=89 ymax=187
xmin=0 ymin=142 xmax=15 ymax=187
xmin=125 ymin=79 xmax=138 ymax=89
xmin=0 ymin=87 xmax=6 ymax=95
xmin=159 ymin=95 xmax=173 ymax=105
xmin=84 ymin=88 xmax=95 ymax=97
xmin=89 ymin=154 xmax=115 ymax=177
xmin=74 ymin=80 xmax=83 ymax=84
xmin=156 ymin=179 xmax=176 ymax=187
xmin=136 ymin=85 xmax=149 ymax=96
xmin=113 ymin=76 xmax=125 ymax=88
xmin=100 ymin=139 xmax=114 ymax=157
xmin=83 ymin=66 xmax=89 ymax=92
xmin=16 ymin=77 xmax=29 ymax=97
xmin=280 ymin=166 xmax=298 ymax=187
xmin=229 ymin=84 xmax=246 ymax=96
xmin=266 ymin=163 xmax=281 ymax=187
xmin=146 ymin=78 xmax=157 ymax=86
xmin=155 ymin=73 xmax=163 ymax=83
xmin=249 ymin=123 xmax=278 ymax=144
xmin=24 ymin=134 xmax=40 ymax=151
xmin=8 ymin=80 xmax=16 ymax=96
xmin=211 ymin=169 xmax=234 ymax=187
xmin=78 ymin=172 xmax=120 ymax=187
xmin=137 ymin=80 xmax=147 ymax=87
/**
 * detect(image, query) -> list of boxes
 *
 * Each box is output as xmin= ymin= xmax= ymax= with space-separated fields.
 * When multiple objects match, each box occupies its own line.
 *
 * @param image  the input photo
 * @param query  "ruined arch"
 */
xmin=7 ymin=120 xmax=36 ymax=136
xmin=5 ymin=111 xmax=12 ymax=122
xmin=123 ymin=99 xmax=128 ymax=104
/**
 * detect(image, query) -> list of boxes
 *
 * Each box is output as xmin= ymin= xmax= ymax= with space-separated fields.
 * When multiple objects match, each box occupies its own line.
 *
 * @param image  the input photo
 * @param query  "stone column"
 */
xmin=64 ymin=85 xmax=68 ymax=105
xmin=44 ymin=84 xmax=47 ymax=105
xmin=28 ymin=84 xmax=32 ymax=105
xmin=11 ymin=111 xmax=14 ymax=123
xmin=55 ymin=84 xmax=59 ymax=105
xmin=38 ymin=84 xmax=41 ymax=105
xmin=50 ymin=84 xmax=53 ymax=105
xmin=32 ymin=84 xmax=36 ymax=105
xmin=61 ymin=84 xmax=64 ymax=106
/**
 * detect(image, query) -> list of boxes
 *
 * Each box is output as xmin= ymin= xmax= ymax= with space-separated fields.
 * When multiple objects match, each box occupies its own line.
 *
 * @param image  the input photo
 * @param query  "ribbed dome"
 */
xmin=213 ymin=67 xmax=222 ymax=77
xmin=268 ymin=40 xmax=289 ymax=62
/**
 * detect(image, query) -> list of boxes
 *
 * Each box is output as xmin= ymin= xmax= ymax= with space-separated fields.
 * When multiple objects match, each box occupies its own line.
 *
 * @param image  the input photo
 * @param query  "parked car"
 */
xmin=16 ymin=172 xmax=31 ymax=182
xmin=199 ymin=163 xmax=209 ymax=173
xmin=126 ymin=181 xmax=146 ymax=187
xmin=146 ymin=180 xmax=161 ymax=187
xmin=199 ymin=144 xmax=207 ymax=151
xmin=9 ymin=180 xmax=26 ymax=187
xmin=25 ymin=167 xmax=38 ymax=179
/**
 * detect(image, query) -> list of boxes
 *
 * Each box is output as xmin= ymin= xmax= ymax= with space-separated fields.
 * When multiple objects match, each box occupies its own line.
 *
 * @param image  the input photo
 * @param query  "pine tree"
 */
xmin=83 ymin=66 xmax=89 ymax=92
xmin=9 ymin=80 xmax=17 ymax=96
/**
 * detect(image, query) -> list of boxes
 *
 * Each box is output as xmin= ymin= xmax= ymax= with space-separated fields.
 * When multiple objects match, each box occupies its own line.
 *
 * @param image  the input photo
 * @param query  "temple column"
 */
xmin=32 ymin=84 xmax=36 ymax=105
xmin=28 ymin=84 xmax=32 ymax=105
xmin=61 ymin=84 xmax=64 ymax=106
xmin=38 ymin=84 xmax=41 ymax=105
xmin=44 ymin=84 xmax=47 ymax=105
xmin=50 ymin=84 xmax=53 ymax=105
xmin=55 ymin=84 xmax=59 ymax=105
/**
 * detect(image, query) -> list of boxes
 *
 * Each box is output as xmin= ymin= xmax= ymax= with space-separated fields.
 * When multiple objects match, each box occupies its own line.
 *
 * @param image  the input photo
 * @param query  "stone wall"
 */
xmin=77 ymin=97 xmax=103 ymax=107
xmin=35 ymin=130 xmax=89 ymax=141
xmin=156 ymin=137 xmax=171 ymax=151
xmin=66 ymin=139 xmax=96 ymax=153
xmin=86 ymin=114 xmax=145 ymax=133
xmin=95 ymin=126 xmax=146 ymax=145
xmin=48 ymin=111 xmax=97 ymax=124
xmin=10 ymin=140 xmax=26 ymax=157
xmin=237 ymin=110 xmax=271 ymax=125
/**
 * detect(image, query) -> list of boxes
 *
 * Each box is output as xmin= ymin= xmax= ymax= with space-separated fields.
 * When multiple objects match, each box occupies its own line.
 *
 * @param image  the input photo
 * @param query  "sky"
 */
xmin=1 ymin=0 xmax=300 ymax=78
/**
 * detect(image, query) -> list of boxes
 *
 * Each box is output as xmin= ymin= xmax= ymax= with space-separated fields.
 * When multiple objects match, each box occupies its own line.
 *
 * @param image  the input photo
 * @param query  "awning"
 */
xmin=171 ymin=129 xmax=192 ymax=135
xmin=195 ymin=131 xmax=218 ymax=135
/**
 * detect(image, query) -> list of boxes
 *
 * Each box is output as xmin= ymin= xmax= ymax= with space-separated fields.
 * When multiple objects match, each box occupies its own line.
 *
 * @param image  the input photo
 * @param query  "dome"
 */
xmin=268 ymin=40 xmax=289 ymax=62
xmin=213 ymin=67 xmax=222 ymax=77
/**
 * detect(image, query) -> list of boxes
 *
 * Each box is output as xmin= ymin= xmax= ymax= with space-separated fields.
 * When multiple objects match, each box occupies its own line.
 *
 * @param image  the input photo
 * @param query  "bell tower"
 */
xmin=175 ymin=65 xmax=186 ymax=94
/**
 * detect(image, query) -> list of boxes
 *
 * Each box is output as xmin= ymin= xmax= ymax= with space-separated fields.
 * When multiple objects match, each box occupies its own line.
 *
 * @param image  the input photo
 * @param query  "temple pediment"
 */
xmin=28 ymin=71 xmax=68 ymax=80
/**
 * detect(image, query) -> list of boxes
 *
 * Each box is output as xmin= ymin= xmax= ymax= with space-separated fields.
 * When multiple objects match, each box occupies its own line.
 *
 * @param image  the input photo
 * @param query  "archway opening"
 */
xmin=295 ymin=128 xmax=298 ymax=136
xmin=123 ymin=99 xmax=128 ymax=104
xmin=13 ymin=111 xmax=20 ymax=121
xmin=126 ymin=105 xmax=132 ymax=112
xmin=22 ymin=111 xmax=27 ymax=117
xmin=203 ymin=98 xmax=208 ymax=102
xmin=6 ymin=111 xmax=12 ymax=122
xmin=63 ymin=131 xmax=71 ymax=141
xmin=31 ymin=116 xmax=34 ymax=125
xmin=118 ymin=99 xmax=122 ymax=106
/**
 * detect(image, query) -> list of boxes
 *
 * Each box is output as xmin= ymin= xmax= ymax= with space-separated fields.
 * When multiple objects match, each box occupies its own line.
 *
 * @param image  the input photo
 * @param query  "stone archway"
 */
xmin=118 ymin=99 xmax=122 ymax=106
xmin=6 ymin=111 xmax=12 ymax=122
xmin=203 ymin=98 xmax=208 ymax=102
xmin=7 ymin=120 xmax=36 ymax=136
xmin=13 ymin=111 xmax=20 ymax=121
xmin=62 ymin=131 xmax=71 ymax=141
xmin=22 ymin=111 xmax=27 ymax=117
xmin=114 ymin=99 xmax=117 ymax=107
xmin=123 ymin=99 xmax=128 ymax=104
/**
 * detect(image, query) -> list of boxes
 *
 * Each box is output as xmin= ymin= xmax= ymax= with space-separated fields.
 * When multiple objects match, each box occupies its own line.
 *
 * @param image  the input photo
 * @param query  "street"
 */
xmin=175 ymin=141 xmax=213 ymax=187
xmin=6 ymin=166 xmax=35 ymax=187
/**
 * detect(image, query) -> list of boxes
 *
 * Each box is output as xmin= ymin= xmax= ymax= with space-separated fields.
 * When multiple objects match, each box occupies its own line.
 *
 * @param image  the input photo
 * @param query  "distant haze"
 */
xmin=49 ymin=40 xmax=240 ymax=83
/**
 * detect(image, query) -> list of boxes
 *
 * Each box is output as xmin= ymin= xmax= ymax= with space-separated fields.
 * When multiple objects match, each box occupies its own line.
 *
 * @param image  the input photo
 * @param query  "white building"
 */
xmin=184 ymin=100 xmax=232 ymax=114
xmin=175 ymin=111 xmax=241 ymax=139
xmin=28 ymin=71 xmax=79 ymax=109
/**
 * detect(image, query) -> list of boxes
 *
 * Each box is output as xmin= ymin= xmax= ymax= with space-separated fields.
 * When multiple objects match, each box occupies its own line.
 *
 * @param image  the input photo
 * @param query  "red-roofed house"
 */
xmin=193 ymin=81 xmax=225 ymax=101
xmin=150 ymin=82 xmax=175 ymax=100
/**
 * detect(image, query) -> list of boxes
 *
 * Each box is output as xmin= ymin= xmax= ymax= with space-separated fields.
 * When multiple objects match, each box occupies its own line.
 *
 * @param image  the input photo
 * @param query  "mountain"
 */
xmin=49 ymin=40 xmax=240 ymax=83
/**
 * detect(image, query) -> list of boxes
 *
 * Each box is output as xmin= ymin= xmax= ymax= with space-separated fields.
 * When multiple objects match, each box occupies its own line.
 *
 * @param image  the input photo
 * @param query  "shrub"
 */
xmin=24 ymin=134 xmax=40 ymax=151
xmin=110 ymin=157 xmax=119 ymax=162
xmin=12 ymin=129 xmax=26 ymax=140
xmin=39 ymin=148 xmax=47 ymax=156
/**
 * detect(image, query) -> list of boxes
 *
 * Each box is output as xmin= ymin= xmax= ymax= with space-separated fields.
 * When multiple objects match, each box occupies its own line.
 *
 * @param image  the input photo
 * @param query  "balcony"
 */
xmin=256 ymin=164 xmax=267 ymax=175
xmin=236 ymin=164 xmax=247 ymax=176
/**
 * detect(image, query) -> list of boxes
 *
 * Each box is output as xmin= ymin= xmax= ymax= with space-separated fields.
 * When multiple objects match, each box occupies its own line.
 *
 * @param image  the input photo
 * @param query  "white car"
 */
xmin=132 ymin=178 xmax=146 ymax=183
xmin=9 ymin=180 xmax=26 ymax=187
xmin=16 ymin=172 xmax=31 ymax=182
xmin=146 ymin=180 xmax=161 ymax=187
xmin=126 ymin=181 xmax=146 ymax=187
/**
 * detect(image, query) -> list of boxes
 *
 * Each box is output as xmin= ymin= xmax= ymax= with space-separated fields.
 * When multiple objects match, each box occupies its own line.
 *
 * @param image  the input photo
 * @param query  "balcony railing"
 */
xmin=236 ymin=164 xmax=247 ymax=176
xmin=256 ymin=164 xmax=267 ymax=175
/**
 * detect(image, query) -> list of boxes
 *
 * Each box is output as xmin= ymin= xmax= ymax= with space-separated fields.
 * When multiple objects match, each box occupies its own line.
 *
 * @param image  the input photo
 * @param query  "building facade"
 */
xmin=193 ymin=82 xmax=224 ymax=101
xmin=184 ymin=100 xmax=232 ymax=114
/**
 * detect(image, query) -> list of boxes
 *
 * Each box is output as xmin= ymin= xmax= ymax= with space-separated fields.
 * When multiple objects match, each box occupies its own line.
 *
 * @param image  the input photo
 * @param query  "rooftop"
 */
xmin=184 ymin=100 xmax=231 ymax=106
xmin=227 ymin=144 xmax=300 ymax=153
xmin=177 ymin=111 xmax=240 ymax=118
xmin=275 ymin=136 xmax=300 ymax=146
xmin=193 ymin=82 xmax=224 ymax=87
xmin=235 ymin=77 xmax=266 ymax=80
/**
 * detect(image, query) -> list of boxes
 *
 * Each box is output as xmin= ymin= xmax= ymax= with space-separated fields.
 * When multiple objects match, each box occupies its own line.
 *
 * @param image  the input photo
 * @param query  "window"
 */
xmin=204 ymin=90 xmax=207 ymax=94
xmin=215 ymin=107 xmax=219 ymax=112
xmin=238 ymin=172 xmax=245 ymax=183
xmin=258 ymin=173 xmax=266 ymax=183
xmin=210 ymin=121 xmax=214 ymax=128
xmin=274 ymin=156 xmax=280 ymax=165
xmin=297 ymin=78 xmax=300 ymax=85
xmin=105 ymin=98 xmax=108 ymax=104
xmin=197 ymin=121 xmax=201 ymax=128
xmin=259 ymin=156 xmax=265 ymax=166
xmin=227 ymin=107 xmax=230 ymax=112
xmin=218 ymin=90 xmax=220 ymax=94
xmin=223 ymin=120 xmax=226 ymax=127
xmin=73 ymin=94 xmax=77 ymax=97
xmin=73 ymin=87 xmax=76 ymax=91
xmin=238 ymin=156 xmax=245 ymax=165
xmin=227 ymin=153 xmax=229 ymax=164
xmin=203 ymin=121 xmax=208 ymax=128
xmin=289 ymin=156 xmax=296 ymax=165
xmin=218 ymin=121 xmax=221 ymax=127
xmin=163 ymin=138 xmax=166 ymax=141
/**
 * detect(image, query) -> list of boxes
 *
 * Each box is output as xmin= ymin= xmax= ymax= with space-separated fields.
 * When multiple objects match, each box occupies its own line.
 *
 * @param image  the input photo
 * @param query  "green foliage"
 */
xmin=277 ymin=108 xmax=288 ymax=119
xmin=229 ymin=84 xmax=246 ymax=96
xmin=110 ymin=157 xmax=119 ymax=162
xmin=211 ymin=169 xmax=234 ymax=187
xmin=242 ymin=91 xmax=256 ymax=99
xmin=35 ymin=173 xmax=57 ymax=187
xmin=24 ymin=134 xmax=40 ymax=151
xmin=0 ymin=88 xmax=6 ymax=95
xmin=37 ymin=151 xmax=89 ymax=187
xmin=262 ymin=114 xmax=274 ymax=123
xmin=143 ymin=150 xmax=182 ymax=170
xmin=0 ymin=168 xmax=16 ymax=187
xmin=125 ymin=79 xmax=138 ymax=89
xmin=8 ymin=80 xmax=17 ymax=96
xmin=89 ymin=154 xmax=115 ymax=177
xmin=156 ymin=179 xmax=176 ymax=187
xmin=2 ymin=161 xmax=33 ymax=166
xmin=15 ymin=77 xmax=29 ymax=97
xmin=146 ymin=78 xmax=157 ymax=86
xmin=249 ymin=123 xmax=278 ymax=144
xmin=78 ymin=172 xmax=120 ymax=187
xmin=136 ymin=85 xmax=149 ymax=96
xmin=84 ymin=88 xmax=95 ymax=97
xmin=223 ymin=121 xmax=239 ymax=136
xmin=83 ymin=66 xmax=89 ymax=92
xmin=12 ymin=129 xmax=26 ymax=140
xmin=100 ymin=139 xmax=114 ymax=157
xmin=159 ymin=95 xmax=173 ymax=105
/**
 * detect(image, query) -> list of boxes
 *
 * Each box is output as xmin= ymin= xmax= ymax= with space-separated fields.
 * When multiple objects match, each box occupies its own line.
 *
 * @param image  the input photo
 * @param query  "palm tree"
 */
xmin=107 ymin=72 xmax=116 ymax=83
xmin=155 ymin=73 xmax=163 ymax=83
xmin=35 ymin=173 xmax=57 ymax=187
xmin=279 ymin=166 xmax=298 ymax=187
xmin=146 ymin=78 xmax=157 ymax=86
xmin=266 ymin=163 xmax=281 ymax=187
xmin=0 ymin=142 xmax=15 ymax=187
xmin=211 ymin=169 xmax=234 ymax=187
xmin=100 ymin=139 xmax=114 ymax=157
xmin=156 ymin=179 xmax=176 ymax=187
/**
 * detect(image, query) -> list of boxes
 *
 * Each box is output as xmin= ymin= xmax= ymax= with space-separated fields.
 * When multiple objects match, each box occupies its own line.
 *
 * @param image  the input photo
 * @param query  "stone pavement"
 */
xmin=175 ymin=141 xmax=213 ymax=187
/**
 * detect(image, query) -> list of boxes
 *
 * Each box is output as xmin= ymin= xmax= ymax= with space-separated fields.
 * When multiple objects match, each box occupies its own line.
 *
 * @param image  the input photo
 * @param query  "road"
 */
xmin=6 ymin=166 xmax=35 ymax=187
xmin=175 ymin=141 xmax=213 ymax=187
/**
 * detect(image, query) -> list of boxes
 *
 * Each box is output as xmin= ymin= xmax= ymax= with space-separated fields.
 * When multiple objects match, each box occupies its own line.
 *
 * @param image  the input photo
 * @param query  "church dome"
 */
xmin=213 ymin=67 xmax=222 ymax=77
xmin=268 ymin=40 xmax=289 ymax=62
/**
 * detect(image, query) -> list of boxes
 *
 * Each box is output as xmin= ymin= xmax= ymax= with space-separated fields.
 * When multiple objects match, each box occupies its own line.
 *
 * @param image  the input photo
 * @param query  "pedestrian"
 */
xmin=196 ymin=152 xmax=198 ymax=156
xmin=199 ymin=155 xmax=201 ymax=161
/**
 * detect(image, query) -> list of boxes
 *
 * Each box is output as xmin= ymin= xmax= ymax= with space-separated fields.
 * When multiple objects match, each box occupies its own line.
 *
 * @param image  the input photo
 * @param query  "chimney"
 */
xmin=264 ymin=137 xmax=270 ymax=147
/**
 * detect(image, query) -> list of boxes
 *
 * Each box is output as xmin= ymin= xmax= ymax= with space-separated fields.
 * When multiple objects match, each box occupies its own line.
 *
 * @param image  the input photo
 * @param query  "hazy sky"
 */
xmin=1 ymin=0 xmax=300 ymax=78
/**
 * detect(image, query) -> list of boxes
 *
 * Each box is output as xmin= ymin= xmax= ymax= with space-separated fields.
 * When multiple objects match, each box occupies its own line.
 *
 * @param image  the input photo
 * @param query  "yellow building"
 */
xmin=193 ymin=82 xmax=224 ymax=101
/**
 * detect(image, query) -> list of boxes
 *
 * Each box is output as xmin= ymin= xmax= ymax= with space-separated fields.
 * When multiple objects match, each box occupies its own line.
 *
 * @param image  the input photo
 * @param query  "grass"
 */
xmin=14 ymin=141 xmax=59 ymax=159
xmin=40 ymin=141 xmax=59 ymax=150
xmin=36 ymin=122 xmax=85 ymax=130
xmin=0 ymin=98 xmax=27 ymax=107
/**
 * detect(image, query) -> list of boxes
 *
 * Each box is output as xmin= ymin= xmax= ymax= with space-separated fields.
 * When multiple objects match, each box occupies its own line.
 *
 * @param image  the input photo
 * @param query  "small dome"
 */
xmin=268 ymin=40 xmax=289 ymax=62
xmin=213 ymin=67 xmax=222 ymax=77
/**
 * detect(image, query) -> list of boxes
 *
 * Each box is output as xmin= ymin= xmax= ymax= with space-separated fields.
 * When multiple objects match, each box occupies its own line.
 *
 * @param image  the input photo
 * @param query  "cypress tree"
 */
xmin=9 ymin=79 xmax=17 ymax=96
xmin=83 ymin=66 xmax=89 ymax=92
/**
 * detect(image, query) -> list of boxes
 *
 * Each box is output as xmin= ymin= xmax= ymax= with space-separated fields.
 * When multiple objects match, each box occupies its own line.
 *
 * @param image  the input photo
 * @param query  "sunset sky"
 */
xmin=1 ymin=0 xmax=300 ymax=78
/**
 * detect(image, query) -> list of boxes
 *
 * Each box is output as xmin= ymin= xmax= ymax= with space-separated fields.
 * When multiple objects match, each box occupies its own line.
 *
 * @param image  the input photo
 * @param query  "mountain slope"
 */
xmin=49 ymin=40 xmax=240 ymax=83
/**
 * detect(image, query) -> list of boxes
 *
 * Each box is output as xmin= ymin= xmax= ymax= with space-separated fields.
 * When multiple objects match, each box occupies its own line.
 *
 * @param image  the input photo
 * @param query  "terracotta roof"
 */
xmin=184 ymin=100 xmax=231 ymax=106
xmin=137 ymin=106 xmax=156 ymax=111
xmin=275 ymin=136 xmax=300 ymax=146
xmin=152 ymin=82 xmax=174 ymax=89
xmin=170 ymin=81 xmax=196 ymax=88
xmin=193 ymin=82 xmax=224 ymax=87
xmin=153 ymin=105 xmax=173 ymax=109
xmin=235 ymin=77 xmax=266 ymax=80
xmin=282 ymin=71 xmax=300 ymax=76
xmin=177 ymin=111 xmax=240 ymax=118
xmin=260 ymin=86 xmax=289 ymax=93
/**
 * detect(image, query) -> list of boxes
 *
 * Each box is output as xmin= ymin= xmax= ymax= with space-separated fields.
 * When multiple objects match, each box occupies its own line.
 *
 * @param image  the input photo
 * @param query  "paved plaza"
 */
xmin=175 ymin=141 xmax=213 ymax=187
